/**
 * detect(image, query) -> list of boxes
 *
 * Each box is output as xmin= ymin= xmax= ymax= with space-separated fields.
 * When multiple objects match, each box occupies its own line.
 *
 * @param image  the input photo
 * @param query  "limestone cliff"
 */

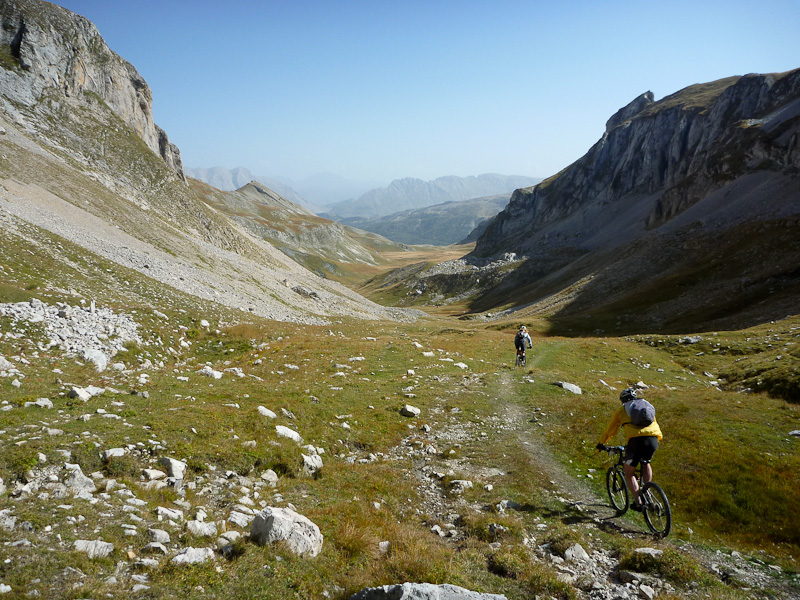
xmin=475 ymin=70 xmax=800 ymax=258
xmin=0 ymin=0 xmax=184 ymax=180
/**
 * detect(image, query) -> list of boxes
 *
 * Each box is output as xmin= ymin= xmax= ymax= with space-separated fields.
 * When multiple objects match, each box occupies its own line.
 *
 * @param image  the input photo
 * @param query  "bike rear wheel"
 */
xmin=606 ymin=466 xmax=628 ymax=513
xmin=515 ymin=352 xmax=526 ymax=367
xmin=641 ymin=482 xmax=672 ymax=537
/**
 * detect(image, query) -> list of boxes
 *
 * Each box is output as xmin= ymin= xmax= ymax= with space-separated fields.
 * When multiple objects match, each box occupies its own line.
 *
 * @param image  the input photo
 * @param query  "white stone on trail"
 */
xmin=564 ymin=543 xmax=590 ymax=562
xmin=449 ymin=480 xmax=473 ymax=494
xmin=634 ymin=547 xmax=663 ymax=559
xmin=65 ymin=468 xmax=97 ymax=494
xmin=556 ymin=381 xmax=582 ymax=395
xmin=454 ymin=362 xmax=468 ymax=369
xmin=422 ymin=351 xmax=435 ymax=357
xmin=250 ymin=507 xmax=323 ymax=557
xmin=260 ymin=470 xmax=278 ymax=487
xmin=275 ymin=425 xmax=302 ymax=444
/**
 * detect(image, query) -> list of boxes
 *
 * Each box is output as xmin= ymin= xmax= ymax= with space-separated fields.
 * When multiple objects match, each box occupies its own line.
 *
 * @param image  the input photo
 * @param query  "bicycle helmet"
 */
xmin=619 ymin=387 xmax=638 ymax=402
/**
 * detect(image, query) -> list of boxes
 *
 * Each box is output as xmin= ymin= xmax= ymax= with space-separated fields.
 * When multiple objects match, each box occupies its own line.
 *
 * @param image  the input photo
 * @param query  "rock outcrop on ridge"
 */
xmin=0 ymin=0 xmax=183 ymax=179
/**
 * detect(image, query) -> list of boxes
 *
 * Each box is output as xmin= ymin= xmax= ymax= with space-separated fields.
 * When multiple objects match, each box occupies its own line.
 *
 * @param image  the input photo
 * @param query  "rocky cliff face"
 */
xmin=476 ymin=70 xmax=800 ymax=258
xmin=0 ymin=0 xmax=184 ymax=180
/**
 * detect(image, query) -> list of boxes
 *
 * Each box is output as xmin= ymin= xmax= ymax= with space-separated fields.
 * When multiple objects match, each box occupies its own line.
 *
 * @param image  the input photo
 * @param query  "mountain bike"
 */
xmin=599 ymin=444 xmax=672 ymax=537
xmin=515 ymin=348 xmax=526 ymax=367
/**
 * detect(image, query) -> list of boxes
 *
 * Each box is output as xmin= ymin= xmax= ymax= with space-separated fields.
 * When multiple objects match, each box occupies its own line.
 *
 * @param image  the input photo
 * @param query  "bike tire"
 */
xmin=606 ymin=466 xmax=629 ymax=513
xmin=641 ymin=482 xmax=672 ymax=538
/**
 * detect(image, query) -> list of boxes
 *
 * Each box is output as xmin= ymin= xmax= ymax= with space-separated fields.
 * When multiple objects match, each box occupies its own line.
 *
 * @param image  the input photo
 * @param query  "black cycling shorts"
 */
xmin=624 ymin=436 xmax=658 ymax=467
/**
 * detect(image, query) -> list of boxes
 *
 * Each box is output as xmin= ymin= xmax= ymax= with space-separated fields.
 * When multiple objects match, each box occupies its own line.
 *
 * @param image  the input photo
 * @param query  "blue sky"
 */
xmin=54 ymin=1 xmax=799 ymax=185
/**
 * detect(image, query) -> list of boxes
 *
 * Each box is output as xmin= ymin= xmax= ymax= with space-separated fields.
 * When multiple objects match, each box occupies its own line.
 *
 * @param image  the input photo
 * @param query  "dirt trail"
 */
xmin=495 ymin=371 xmax=627 ymax=528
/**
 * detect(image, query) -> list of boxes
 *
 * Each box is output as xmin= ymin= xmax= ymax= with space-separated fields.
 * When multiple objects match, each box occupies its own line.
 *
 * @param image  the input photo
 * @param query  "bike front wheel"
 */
xmin=641 ymin=482 xmax=672 ymax=537
xmin=606 ymin=466 xmax=629 ymax=513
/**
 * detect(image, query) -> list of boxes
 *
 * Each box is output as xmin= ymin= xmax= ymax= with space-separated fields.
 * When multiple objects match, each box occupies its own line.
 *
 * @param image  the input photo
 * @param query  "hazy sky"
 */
xmin=54 ymin=1 xmax=798 ymax=185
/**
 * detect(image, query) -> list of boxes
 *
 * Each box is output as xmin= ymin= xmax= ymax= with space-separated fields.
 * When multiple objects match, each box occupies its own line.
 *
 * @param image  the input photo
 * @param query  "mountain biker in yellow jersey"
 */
xmin=514 ymin=325 xmax=532 ymax=355
xmin=596 ymin=388 xmax=663 ymax=511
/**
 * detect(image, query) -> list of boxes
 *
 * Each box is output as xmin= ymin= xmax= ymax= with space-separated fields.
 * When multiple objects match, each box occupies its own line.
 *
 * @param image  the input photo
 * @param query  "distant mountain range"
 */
xmin=184 ymin=167 xmax=380 ymax=211
xmin=340 ymin=194 xmax=511 ymax=246
xmin=188 ymin=169 xmax=541 ymax=245
xmin=321 ymin=174 xmax=542 ymax=220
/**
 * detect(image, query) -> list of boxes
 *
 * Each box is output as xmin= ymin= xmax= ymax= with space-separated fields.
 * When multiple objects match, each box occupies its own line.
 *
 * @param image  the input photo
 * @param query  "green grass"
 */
xmin=0 ymin=258 xmax=798 ymax=598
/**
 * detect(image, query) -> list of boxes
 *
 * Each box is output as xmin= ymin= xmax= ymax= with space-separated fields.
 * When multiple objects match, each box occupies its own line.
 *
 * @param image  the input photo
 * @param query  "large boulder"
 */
xmin=349 ymin=583 xmax=507 ymax=600
xmin=250 ymin=507 xmax=322 ymax=557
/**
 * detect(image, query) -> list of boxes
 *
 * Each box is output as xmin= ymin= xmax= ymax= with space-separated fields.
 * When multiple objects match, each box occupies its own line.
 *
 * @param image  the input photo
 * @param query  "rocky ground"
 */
xmin=0 ymin=301 xmax=797 ymax=598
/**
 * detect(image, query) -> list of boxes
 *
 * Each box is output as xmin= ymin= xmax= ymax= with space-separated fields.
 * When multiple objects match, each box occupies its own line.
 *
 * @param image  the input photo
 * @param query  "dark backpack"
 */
xmin=624 ymin=398 xmax=656 ymax=427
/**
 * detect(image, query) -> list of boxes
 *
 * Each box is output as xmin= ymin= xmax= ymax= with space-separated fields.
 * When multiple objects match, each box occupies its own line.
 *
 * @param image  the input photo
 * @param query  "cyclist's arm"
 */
xmin=597 ymin=409 xmax=623 ymax=445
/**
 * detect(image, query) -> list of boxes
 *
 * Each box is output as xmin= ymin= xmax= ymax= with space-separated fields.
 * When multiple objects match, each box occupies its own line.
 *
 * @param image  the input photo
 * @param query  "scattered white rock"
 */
xmin=74 ymin=539 xmax=114 ymax=559
xmin=258 ymin=406 xmax=277 ymax=419
xmin=187 ymin=520 xmax=218 ymax=538
xmin=171 ymin=547 xmax=215 ymax=565
xmin=555 ymin=381 xmax=582 ymax=395
xmin=400 ymin=404 xmax=421 ymax=418
xmin=103 ymin=448 xmax=127 ymax=461
xmin=275 ymin=425 xmax=302 ymax=444
xmin=158 ymin=457 xmax=187 ymax=479
xmin=564 ymin=543 xmax=590 ymax=562
xmin=250 ymin=507 xmax=323 ymax=557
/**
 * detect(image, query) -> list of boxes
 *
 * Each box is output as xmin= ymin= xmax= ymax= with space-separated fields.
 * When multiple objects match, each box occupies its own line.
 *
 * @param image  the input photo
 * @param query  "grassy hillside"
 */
xmin=0 ymin=231 xmax=798 ymax=599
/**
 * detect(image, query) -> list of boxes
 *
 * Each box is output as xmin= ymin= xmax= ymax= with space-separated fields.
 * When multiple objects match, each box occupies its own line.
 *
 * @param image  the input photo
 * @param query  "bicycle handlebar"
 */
xmin=597 ymin=444 xmax=625 ymax=454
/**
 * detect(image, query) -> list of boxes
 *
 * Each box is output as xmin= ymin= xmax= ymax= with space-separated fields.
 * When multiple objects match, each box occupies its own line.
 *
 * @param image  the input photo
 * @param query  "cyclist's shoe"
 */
xmin=631 ymin=502 xmax=643 ymax=512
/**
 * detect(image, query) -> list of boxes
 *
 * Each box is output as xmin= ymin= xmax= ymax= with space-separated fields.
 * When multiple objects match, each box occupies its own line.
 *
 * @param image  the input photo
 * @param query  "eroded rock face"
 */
xmin=0 ymin=0 xmax=184 ymax=180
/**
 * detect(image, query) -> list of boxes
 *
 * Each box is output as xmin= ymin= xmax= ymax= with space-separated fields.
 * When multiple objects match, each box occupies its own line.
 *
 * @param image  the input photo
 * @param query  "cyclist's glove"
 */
xmin=595 ymin=443 xmax=605 ymax=451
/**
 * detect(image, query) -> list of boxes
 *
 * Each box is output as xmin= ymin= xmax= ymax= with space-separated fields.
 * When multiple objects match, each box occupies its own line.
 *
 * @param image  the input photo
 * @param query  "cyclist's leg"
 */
xmin=623 ymin=463 xmax=639 ymax=502
xmin=626 ymin=437 xmax=658 ymax=504
xmin=640 ymin=461 xmax=653 ymax=486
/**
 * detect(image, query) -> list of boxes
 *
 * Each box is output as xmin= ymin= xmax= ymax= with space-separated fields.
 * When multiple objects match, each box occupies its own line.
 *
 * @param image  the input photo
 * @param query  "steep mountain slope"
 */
xmin=340 ymin=194 xmax=510 ymax=246
xmin=185 ymin=166 xmax=325 ymax=214
xmin=196 ymin=180 xmax=408 ymax=282
xmin=0 ymin=0 xmax=414 ymax=324
xmin=392 ymin=70 xmax=800 ymax=333
xmin=323 ymin=174 xmax=541 ymax=220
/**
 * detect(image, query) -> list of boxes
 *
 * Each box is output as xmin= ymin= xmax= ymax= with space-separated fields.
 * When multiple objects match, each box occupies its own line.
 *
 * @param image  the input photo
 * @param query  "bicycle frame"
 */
xmin=599 ymin=444 xmax=672 ymax=537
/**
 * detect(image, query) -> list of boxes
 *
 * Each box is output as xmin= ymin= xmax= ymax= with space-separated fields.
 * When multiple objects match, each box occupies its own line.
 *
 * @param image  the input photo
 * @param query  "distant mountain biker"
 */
xmin=514 ymin=325 xmax=532 ymax=355
xmin=596 ymin=388 xmax=663 ymax=511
